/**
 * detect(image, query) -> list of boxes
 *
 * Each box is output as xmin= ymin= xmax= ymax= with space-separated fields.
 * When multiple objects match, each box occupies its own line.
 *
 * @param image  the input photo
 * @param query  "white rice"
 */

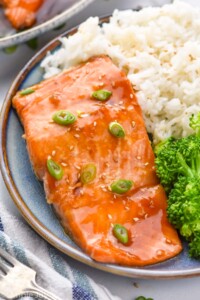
xmin=41 ymin=0 xmax=200 ymax=144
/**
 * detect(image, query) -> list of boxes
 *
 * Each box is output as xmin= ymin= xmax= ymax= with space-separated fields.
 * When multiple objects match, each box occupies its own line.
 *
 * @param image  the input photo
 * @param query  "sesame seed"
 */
xmin=113 ymin=195 xmax=117 ymax=199
xmin=75 ymin=165 xmax=81 ymax=170
xmin=144 ymin=162 xmax=149 ymax=166
xmin=47 ymin=155 xmax=51 ymax=160
xmin=130 ymin=93 xmax=134 ymax=99
xmin=166 ymin=239 xmax=172 ymax=244
xmin=125 ymin=206 xmax=130 ymax=211
xmin=133 ymin=282 xmax=139 ymax=288
xmin=149 ymin=200 xmax=154 ymax=207
xmin=144 ymin=214 xmax=148 ymax=219
xmin=80 ymin=113 xmax=90 ymax=118
xmin=80 ymin=190 xmax=84 ymax=195
xmin=75 ymin=127 xmax=80 ymax=132
xmin=131 ymin=121 xmax=136 ymax=128
xmin=110 ymin=223 xmax=114 ymax=228
xmin=76 ymin=110 xmax=82 ymax=116
xmin=119 ymin=101 xmax=123 ymax=105
xmin=111 ymin=81 xmax=116 ymax=87
xmin=22 ymin=134 xmax=26 ymax=139
xmin=108 ymin=214 xmax=112 ymax=220
xmin=69 ymin=146 xmax=74 ymax=151
xmin=93 ymin=121 xmax=97 ymax=127
xmin=74 ymin=134 xmax=80 ymax=139
xmin=61 ymin=162 xmax=67 ymax=167
xmin=68 ymin=186 xmax=74 ymax=190
xmin=137 ymin=156 xmax=141 ymax=160
xmin=98 ymin=75 xmax=102 ymax=80
xmin=52 ymin=150 xmax=56 ymax=156
xmin=133 ymin=217 xmax=139 ymax=222
xmin=48 ymin=120 xmax=54 ymax=124
xmin=107 ymin=186 xmax=112 ymax=191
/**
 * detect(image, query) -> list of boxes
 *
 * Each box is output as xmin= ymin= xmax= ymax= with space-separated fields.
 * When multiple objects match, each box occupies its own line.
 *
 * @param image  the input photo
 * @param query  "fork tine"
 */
xmin=0 ymin=259 xmax=11 ymax=274
xmin=0 ymin=247 xmax=18 ymax=266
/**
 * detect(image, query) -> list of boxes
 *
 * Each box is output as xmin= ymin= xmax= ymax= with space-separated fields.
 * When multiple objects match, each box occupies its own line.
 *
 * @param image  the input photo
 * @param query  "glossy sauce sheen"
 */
xmin=13 ymin=56 xmax=182 ymax=266
xmin=0 ymin=0 xmax=44 ymax=29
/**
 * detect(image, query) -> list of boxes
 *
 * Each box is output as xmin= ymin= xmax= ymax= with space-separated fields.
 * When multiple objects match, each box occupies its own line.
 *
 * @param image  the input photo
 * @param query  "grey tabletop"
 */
xmin=1 ymin=0 xmax=200 ymax=299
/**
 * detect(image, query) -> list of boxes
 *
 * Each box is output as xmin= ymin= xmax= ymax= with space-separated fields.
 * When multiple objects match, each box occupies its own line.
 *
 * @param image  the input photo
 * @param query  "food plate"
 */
xmin=0 ymin=0 xmax=93 ymax=49
xmin=1 ymin=19 xmax=200 ymax=279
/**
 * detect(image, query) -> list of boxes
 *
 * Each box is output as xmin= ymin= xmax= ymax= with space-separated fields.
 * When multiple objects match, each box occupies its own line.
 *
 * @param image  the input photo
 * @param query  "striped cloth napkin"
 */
xmin=0 ymin=201 xmax=121 ymax=300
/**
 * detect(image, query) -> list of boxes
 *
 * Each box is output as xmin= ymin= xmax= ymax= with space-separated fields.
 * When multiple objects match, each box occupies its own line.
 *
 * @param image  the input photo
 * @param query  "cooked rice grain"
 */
xmin=41 ymin=1 xmax=200 ymax=143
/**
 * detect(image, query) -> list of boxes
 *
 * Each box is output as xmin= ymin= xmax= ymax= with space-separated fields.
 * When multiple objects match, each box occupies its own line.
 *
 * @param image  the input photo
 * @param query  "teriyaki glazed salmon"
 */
xmin=12 ymin=55 xmax=182 ymax=266
xmin=0 ymin=0 xmax=44 ymax=29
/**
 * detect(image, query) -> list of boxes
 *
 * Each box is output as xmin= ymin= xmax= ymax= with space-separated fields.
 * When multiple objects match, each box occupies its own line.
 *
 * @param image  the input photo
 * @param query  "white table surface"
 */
xmin=1 ymin=0 xmax=200 ymax=299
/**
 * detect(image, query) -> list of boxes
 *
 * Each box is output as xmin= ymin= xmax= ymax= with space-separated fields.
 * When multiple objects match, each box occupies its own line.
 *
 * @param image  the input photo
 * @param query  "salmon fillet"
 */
xmin=12 ymin=56 xmax=182 ymax=266
xmin=0 ymin=0 xmax=44 ymax=29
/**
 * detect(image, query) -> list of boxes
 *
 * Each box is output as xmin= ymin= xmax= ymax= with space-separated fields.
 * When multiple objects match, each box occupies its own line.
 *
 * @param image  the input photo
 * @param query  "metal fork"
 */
xmin=0 ymin=247 xmax=62 ymax=300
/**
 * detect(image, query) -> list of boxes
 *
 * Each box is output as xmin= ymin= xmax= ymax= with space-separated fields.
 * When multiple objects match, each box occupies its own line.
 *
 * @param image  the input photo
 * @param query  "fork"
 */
xmin=0 ymin=247 xmax=62 ymax=300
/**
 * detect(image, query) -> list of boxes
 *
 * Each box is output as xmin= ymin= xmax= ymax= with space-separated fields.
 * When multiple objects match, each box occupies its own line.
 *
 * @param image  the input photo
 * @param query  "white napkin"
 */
xmin=0 ymin=202 xmax=121 ymax=300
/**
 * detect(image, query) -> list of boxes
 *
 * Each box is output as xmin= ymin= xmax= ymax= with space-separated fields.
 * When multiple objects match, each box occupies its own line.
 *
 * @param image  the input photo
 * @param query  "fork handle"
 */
xmin=26 ymin=281 xmax=63 ymax=300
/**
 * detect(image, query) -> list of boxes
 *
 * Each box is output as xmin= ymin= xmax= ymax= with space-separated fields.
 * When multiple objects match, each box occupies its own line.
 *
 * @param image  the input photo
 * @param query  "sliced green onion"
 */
xmin=92 ymin=89 xmax=112 ymax=101
xmin=108 ymin=122 xmax=125 ymax=138
xmin=3 ymin=45 xmax=18 ymax=54
xmin=26 ymin=37 xmax=38 ymax=50
xmin=110 ymin=179 xmax=133 ymax=194
xmin=20 ymin=88 xmax=35 ymax=96
xmin=80 ymin=163 xmax=96 ymax=184
xmin=113 ymin=224 xmax=129 ymax=244
xmin=47 ymin=159 xmax=63 ymax=180
xmin=52 ymin=110 xmax=77 ymax=126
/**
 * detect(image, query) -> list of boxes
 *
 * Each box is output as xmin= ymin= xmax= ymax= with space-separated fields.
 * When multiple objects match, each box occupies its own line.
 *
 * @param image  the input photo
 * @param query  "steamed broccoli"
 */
xmin=155 ymin=113 xmax=200 ymax=258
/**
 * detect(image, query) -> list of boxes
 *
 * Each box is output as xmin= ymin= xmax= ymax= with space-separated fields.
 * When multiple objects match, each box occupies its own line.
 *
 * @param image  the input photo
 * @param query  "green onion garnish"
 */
xmin=110 ymin=179 xmax=133 ymax=194
xmin=20 ymin=88 xmax=35 ymax=96
xmin=92 ymin=89 xmax=112 ymax=101
xmin=3 ymin=45 xmax=18 ymax=54
xmin=80 ymin=163 xmax=96 ymax=184
xmin=52 ymin=110 xmax=77 ymax=126
xmin=108 ymin=122 xmax=125 ymax=138
xmin=113 ymin=224 xmax=129 ymax=244
xmin=47 ymin=159 xmax=63 ymax=180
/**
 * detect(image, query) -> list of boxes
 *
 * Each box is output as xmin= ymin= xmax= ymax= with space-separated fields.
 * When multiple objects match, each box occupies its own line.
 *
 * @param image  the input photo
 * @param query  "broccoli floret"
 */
xmin=155 ymin=137 xmax=180 ymax=191
xmin=189 ymin=236 xmax=200 ymax=258
xmin=155 ymin=112 xmax=200 ymax=259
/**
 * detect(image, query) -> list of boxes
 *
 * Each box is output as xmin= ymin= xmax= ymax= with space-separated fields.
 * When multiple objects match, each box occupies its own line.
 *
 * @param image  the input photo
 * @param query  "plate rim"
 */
xmin=1 ymin=20 xmax=200 ymax=279
xmin=0 ymin=0 xmax=94 ymax=49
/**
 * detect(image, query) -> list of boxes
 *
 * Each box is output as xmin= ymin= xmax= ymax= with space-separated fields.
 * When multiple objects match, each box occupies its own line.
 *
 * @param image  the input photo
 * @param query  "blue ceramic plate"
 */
xmin=1 ymin=21 xmax=200 ymax=279
xmin=0 ymin=0 xmax=93 ymax=49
